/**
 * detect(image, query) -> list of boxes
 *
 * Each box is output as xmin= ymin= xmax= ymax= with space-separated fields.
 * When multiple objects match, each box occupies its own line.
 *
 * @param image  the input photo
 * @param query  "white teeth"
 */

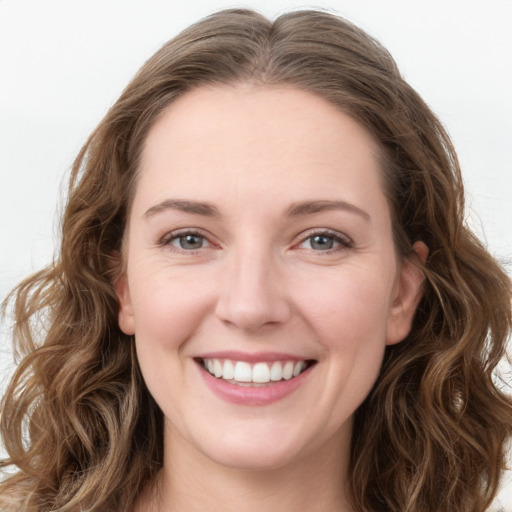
xmin=293 ymin=361 xmax=305 ymax=377
xmin=252 ymin=362 xmax=270 ymax=383
xmin=270 ymin=361 xmax=283 ymax=381
xmin=213 ymin=359 xmax=223 ymax=378
xmin=233 ymin=361 xmax=252 ymax=382
xmin=223 ymin=360 xmax=234 ymax=380
xmin=282 ymin=361 xmax=294 ymax=380
xmin=202 ymin=358 xmax=309 ymax=383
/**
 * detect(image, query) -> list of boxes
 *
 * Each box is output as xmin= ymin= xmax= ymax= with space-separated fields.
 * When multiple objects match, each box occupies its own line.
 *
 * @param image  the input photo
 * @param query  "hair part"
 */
xmin=1 ymin=8 xmax=511 ymax=511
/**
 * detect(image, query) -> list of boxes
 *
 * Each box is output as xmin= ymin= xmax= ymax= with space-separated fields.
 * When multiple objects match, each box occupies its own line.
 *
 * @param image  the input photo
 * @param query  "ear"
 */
xmin=386 ymin=241 xmax=428 ymax=346
xmin=115 ymin=271 xmax=136 ymax=335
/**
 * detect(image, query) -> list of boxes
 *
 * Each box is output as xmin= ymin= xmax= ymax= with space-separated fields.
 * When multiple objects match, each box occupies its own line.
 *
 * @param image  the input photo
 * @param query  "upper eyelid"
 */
xmin=294 ymin=228 xmax=353 ymax=245
xmin=159 ymin=228 xmax=215 ymax=246
xmin=157 ymin=227 xmax=353 ymax=248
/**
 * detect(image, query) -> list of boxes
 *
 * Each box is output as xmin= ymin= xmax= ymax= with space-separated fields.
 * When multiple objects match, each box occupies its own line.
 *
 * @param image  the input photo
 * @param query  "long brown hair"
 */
xmin=1 ymin=9 xmax=511 ymax=511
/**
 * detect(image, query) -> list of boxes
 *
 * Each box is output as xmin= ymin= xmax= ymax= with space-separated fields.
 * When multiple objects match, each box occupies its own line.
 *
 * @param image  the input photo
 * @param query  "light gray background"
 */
xmin=1 ymin=0 xmax=511 ymax=507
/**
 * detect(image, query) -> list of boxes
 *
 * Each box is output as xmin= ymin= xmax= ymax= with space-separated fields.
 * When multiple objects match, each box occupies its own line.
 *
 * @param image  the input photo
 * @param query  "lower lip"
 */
xmin=198 ymin=363 xmax=313 ymax=406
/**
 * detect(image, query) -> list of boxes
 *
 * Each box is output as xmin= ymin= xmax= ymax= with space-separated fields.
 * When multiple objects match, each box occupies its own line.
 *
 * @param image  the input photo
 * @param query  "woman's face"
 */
xmin=117 ymin=85 xmax=425 ymax=471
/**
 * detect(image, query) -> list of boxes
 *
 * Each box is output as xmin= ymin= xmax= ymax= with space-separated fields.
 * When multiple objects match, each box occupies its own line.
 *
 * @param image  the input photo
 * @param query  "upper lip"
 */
xmin=195 ymin=350 xmax=314 ymax=363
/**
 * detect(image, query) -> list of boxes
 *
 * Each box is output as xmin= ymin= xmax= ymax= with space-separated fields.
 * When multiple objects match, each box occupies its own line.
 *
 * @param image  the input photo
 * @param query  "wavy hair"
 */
xmin=1 ymin=8 xmax=511 ymax=511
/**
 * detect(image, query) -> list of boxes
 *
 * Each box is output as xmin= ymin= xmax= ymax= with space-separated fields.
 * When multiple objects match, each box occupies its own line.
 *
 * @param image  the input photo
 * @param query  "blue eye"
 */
xmin=169 ymin=233 xmax=207 ymax=250
xmin=298 ymin=231 xmax=352 ymax=251
xmin=308 ymin=235 xmax=336 ymax=250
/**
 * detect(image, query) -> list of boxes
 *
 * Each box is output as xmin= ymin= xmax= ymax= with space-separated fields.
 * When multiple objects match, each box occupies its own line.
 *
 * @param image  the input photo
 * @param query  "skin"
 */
xmin=116 ymin=84 xmax=427 ymax=512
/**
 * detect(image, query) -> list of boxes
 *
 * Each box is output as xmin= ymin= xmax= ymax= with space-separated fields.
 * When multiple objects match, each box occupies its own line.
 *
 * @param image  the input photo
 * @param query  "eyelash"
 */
xmin=158 ymin=228 xmax=353 ymax=254
xmin=295 ymin=229 xmax=354 ymax=254
xmin=159 ymin=229 xmax=214 ymax=253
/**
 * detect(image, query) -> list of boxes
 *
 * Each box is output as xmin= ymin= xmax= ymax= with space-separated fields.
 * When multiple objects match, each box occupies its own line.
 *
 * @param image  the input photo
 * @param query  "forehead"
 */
xmin=135 ymin=84 xmax=387 ymax=217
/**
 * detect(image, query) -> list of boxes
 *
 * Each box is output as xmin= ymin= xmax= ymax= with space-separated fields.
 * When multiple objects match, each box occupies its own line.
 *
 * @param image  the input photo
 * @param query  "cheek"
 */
xmin=295 ymin=267 xmax=394 ymax=350
xmin=129 ymin=265 xmax=213 ymax=348
xmin=128 ymin=268 xmax=215 ymax=409
xmin=302 ymin=270 xmax=393 ymax=404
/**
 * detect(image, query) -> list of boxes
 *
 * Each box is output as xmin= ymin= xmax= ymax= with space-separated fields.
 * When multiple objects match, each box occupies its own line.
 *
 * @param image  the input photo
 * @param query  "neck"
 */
xmin=134 ymin=423 xmax=354 ymax=512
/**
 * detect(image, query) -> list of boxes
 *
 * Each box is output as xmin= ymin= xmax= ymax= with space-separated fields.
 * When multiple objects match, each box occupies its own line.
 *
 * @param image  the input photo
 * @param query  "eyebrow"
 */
xmin=143 ymin=198 xmax=370 ymax=221
xmin=286 ymin=200 xmax=371 ymax=221
xmin=144 ymin=199 xmax=221 ymax=218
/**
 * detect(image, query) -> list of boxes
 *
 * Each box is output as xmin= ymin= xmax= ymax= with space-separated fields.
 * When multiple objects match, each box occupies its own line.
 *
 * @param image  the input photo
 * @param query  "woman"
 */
xmin=1 ymin=8 xmax=511 ymax=512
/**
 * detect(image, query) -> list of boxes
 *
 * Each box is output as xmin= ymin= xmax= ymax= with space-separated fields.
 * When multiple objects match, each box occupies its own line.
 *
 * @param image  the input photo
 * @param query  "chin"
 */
xmin=189 ymin=420 xmax=336 ymax=473
xmin=206 ymin=442 xmax=303 ymax=472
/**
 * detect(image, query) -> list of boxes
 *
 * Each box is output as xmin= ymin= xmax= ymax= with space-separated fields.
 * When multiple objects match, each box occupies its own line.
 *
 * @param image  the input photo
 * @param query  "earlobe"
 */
xmin=115 ymin=272 xmax=136 ymax=335
xmin=386 ymin=241 xmax=428 ymax=345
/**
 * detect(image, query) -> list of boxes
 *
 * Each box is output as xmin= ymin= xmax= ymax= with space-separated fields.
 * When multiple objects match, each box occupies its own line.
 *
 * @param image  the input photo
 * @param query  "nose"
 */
xmin=214 ymin=246 xmax=291 ymax=333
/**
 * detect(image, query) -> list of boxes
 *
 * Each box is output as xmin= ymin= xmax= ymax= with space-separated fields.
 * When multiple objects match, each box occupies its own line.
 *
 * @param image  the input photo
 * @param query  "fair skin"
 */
xmin=117 ymin=84 xmax=427 ymax=512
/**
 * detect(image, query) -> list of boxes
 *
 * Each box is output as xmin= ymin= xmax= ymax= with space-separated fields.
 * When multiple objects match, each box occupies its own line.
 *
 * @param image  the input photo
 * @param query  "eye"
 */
xmin=305 ymin=234 xmax=337 ymax=251
xmin=297 ymin=230 xmax=353 ymax=252
xmin=159 ymin=230 xmax=213 ymax=252
xmin=171 ymin=233 xmax=207 ymax=250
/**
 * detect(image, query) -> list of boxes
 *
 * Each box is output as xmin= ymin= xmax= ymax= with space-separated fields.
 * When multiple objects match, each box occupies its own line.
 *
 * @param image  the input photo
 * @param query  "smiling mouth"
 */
xmin=196 ymin=358 xmax=316 ymax=387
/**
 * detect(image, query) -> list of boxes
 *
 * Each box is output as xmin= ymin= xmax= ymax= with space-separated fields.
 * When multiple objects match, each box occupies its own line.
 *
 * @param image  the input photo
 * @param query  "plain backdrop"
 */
xmin=1 ymin=0 xmax=511 ymax=507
